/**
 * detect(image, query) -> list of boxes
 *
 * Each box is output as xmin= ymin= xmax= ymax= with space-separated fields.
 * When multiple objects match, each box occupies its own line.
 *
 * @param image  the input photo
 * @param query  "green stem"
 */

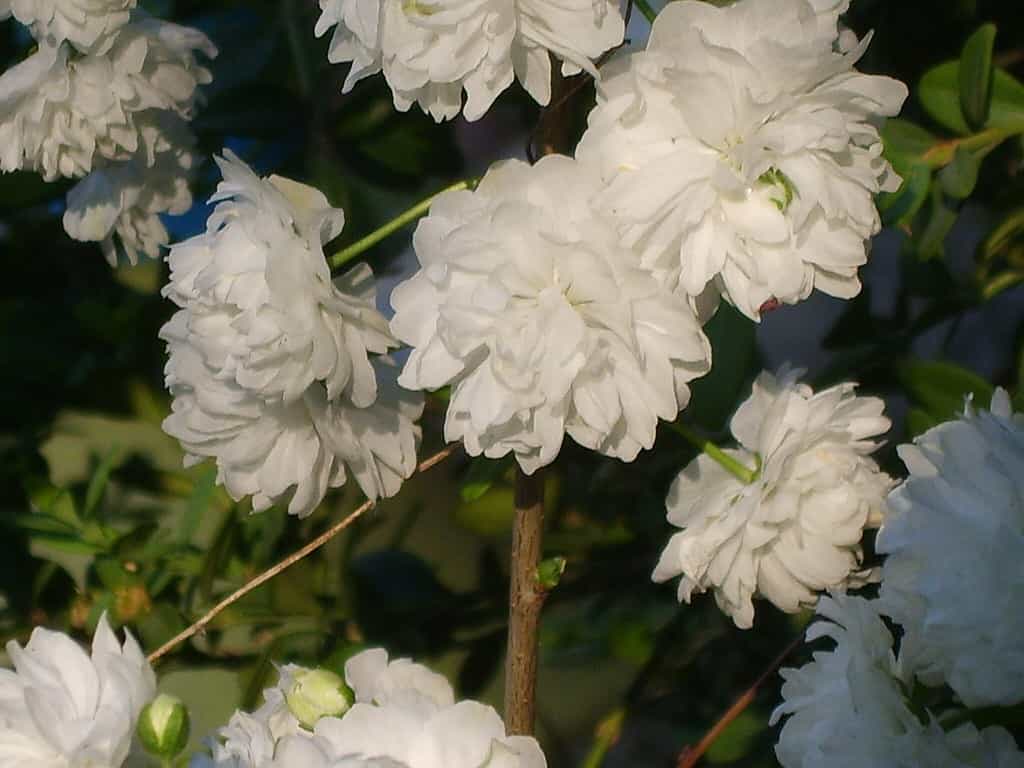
xmin=670 ymin=423 xmax=759 ymax=485
xmin=922 ymin=126 xmax=1020 ymax=168
xmin=633 ymin=0 xmax=659 ymax=23
xmin=328 ymin=179 xmax=477 ymax=270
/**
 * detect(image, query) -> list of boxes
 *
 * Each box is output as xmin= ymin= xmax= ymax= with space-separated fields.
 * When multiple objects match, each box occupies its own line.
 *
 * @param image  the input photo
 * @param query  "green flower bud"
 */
xmin=285 ymin=667 xmax=355 ymax=729
xmin=137 ymin=693 xmax=190 ymax=760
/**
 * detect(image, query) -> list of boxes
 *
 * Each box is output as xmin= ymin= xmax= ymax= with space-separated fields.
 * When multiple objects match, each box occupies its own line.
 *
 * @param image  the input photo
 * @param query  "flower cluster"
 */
xmin=162 ymin=152 xmax=423 ymax=517
xmin=772 ymin=394 xmax=1024 ymax=765
xmin=391 ymin=155 xmax=711 ymax=473
xmin=575 ymin=0 xmax=908 ymax=320
xmin=772 ymin=593 xmax=1024 ymax=768
xmin=315 ymin=0 xmax=623 ymax=122
xmin=877 ymin=389 xmax=1024 ymax=708
xmin=0 ymin=613 xmax=157 ymax=766
xmin=0 ymin=0 xmax=215 ymax=263
xmin=195 ymin=649 xmax=546 ymax=768
xmin=652 ymin=368 xmax=893 ymax=628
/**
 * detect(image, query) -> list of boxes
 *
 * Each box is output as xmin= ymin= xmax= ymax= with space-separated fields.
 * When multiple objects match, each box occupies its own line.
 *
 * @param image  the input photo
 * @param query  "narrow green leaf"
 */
xmin=959 ymin=24 xmax=997 ymax=131
xmin=915 ymin=185 xmax=959 ymax=260
xmin=83 ymin=446 xmax=121 ymax=519
xmin=980 ymin=207 xmax=1024 ymax=263
xmin=938 ymin=147 xmax=980 ymax=199
xmin=29 ymin=534 xmax=105 ymax=556
xmin=14 ymin=513 xmax=79 ymax=536
xmin=897 ymin=359 xmax=995 ymax=423
xmin=179 ymin=464 xmax=217 ymax=545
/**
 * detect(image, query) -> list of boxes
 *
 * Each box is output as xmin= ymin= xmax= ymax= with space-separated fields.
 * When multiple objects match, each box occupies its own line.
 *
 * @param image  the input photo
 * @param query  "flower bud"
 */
xmin=137 ymin=693 xmax=190 ymax=760
xmin=285 ymin=667 xmax=354 ymax=729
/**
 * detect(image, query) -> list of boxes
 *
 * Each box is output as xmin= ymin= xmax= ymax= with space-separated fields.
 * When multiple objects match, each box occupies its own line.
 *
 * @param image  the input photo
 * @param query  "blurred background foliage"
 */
xmin=1 ymin=0 xmax=1023 ymax=765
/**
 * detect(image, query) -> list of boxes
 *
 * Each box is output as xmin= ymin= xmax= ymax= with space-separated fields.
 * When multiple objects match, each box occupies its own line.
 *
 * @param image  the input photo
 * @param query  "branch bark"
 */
xmin=676 ymin=633 xmax=803 ymax=768
xmin=504 ymin=466 xmax=546 ymax=735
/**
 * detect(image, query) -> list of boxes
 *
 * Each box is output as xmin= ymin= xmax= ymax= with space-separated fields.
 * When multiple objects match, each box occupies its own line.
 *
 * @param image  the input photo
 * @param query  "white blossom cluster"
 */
xmin=772 ymin=593 xmax=1024 ymax=768
xmin=652 ymin=367 xmax=893 ymax=628
xmin=391 ymin=155 xmax=710 ymax=472
xmin=877 ymin=389 xmax=1024 ymax=709
xmin=192 ymin=649 xmax=546 ymax=768
xmin=0 ymin=613 xmax=157 ymax=766
xmin=772 ymin=393 xmax=1024 ymax=766
xmin=577 ymin=0 xmax=907 ymax=320
xmin=315 ymin=0 xmax=623 ymax=122
xmin=0 ymin=0 xmax=215 ymax=264
xmin=389 ymin=0 xmax=905 ymax=474
xmin=162 ymin=152 xmax=423 ymax=518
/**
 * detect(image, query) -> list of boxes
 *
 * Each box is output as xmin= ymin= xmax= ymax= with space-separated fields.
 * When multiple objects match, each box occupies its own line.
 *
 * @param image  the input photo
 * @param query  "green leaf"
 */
xmin=180 ymin=464 xmax=217 ymax=545
xmin=915 ymin=185 xmax=959 ymax=260
xmin=938 ymin=146 xmax=980 ymax=199
xmin=897 ymin=359 xmax=995 ymax=423
xmin=454 ymin=487 xmax=516 ymax=537
xmin=705 ymin=710 xmax=765 ymax=763
xmin=83 ymin=446 xmax=121 ymax=519
xmin=920 ymin=61 xmax=1024 ymax=135
xmin=879 ymin=163 xmax=931 ymax=227
xmin=980 ymin=207 xmax=1024 ymax=263
xmin=960 ymin=24 xmax=997 ymax=131
xmin=907 ymin=408 xmax=940 ymax=438
xmin=94 ymin=556 xmax=141 ymax=590
xmin=882 ymin=119 xmax=938 ymax=171
xmin=608 ymin=619 xmax=655 ymax=667
xmin=459 ymin=456 xmax=513 ymax=503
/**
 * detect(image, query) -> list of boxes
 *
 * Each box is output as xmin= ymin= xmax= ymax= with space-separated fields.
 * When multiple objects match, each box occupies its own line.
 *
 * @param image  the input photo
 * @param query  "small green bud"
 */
xmin=137 ymin=693 xmax=190 ymax=760
xmin=536 ymin=556 xmax=567 ymax=590
xmin=285 ymin=667 xmax=355 ymax=730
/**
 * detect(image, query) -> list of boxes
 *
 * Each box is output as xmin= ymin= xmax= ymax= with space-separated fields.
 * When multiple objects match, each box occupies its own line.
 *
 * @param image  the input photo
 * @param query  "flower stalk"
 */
xmin=670 ymin=421 xmax=759 ymax=485
xmin=329 ymin=179 xmax=478 ymax=270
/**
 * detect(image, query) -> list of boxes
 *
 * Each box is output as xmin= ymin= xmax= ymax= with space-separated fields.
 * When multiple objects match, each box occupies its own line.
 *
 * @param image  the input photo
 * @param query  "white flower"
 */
xmin=0 ymin=613 xmax=157 ymax=767
xmin=876 ymin=389 xmax=1024 ymax=708
xmin=195 ymin=649 xmax=545 ymax=768
xmin=771 ymin=594 xmax=1024 ymax=768
xmin=390 ymin=155 xmax=710 ymax=473
xmin=0 ymin=0 xmax=136 ymax=52
xmin=939 ymin=722 xmax=1024 ymax=768
xmin=63 ymin=113 xmax=198 ymax=265
xmin=575 ymin=0 xmax=907 ymax=320
xmin=163 ymin=152 xmax=396 ymax=406
xmin=162 ymin=335 xmax=423 ymax=517
xmin=652 ymin=368 xmax=892 ymax=628
xmin=0 ymin=13 xmax=215 ymax=181
xmin=771 ymin=594 xmax=924 ymax=768
xmin=314 ymin=0 xmax=623 ymax=122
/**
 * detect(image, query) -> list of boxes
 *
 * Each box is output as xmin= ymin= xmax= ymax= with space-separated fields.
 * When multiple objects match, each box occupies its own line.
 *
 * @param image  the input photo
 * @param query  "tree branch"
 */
xmin=503 ymin=466 xmax=547 ymax=735
xmin=147 ymin=444 xmax=459 ymax=664
xmin=676 ymin=633 xmax=803 ymax=768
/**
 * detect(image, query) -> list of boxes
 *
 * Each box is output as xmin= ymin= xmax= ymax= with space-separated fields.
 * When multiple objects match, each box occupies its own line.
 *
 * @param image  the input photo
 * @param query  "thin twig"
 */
xmin=503 ymin=467 xmax=547 ymax=734
xmin=676 ymin=633 xmax=804 ymax=768
xmin=147 ymin=444 xmax=460 ymax=664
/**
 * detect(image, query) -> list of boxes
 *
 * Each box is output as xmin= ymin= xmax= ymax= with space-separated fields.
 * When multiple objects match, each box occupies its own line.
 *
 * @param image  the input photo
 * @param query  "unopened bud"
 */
xmin=137 ymin=693 xmax=190 ymax=759
xmin=286 ymin=667 xmax=354 ymax=729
